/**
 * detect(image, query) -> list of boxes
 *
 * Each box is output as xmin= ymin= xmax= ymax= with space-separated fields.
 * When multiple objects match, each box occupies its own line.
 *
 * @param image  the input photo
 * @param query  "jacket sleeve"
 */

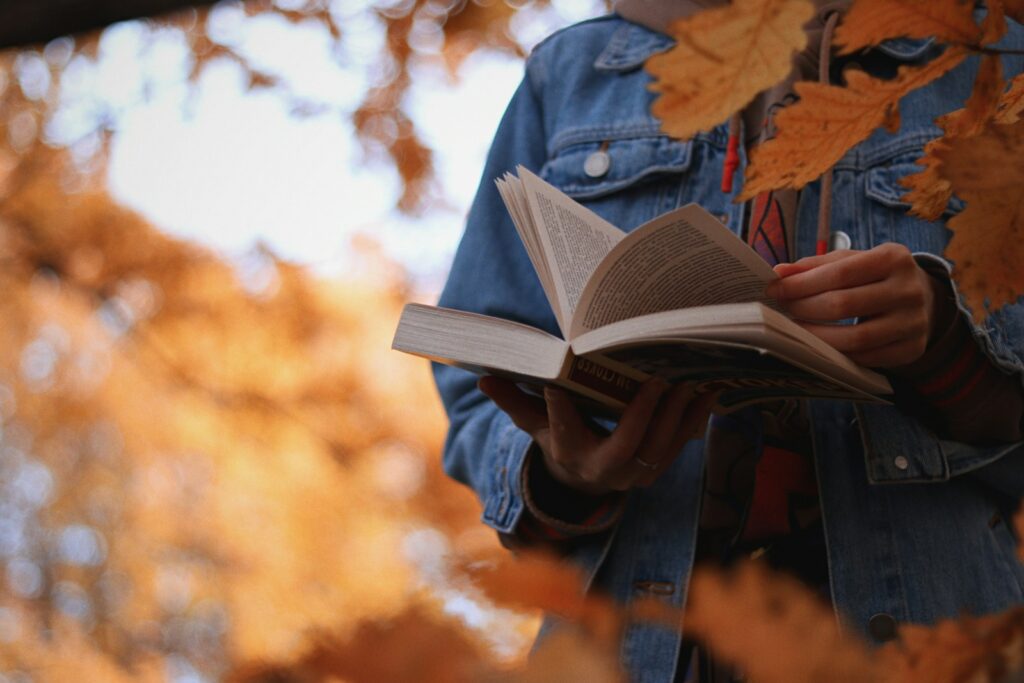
xmin=855 ymin=254 xmax=1024 ymax=495
xmin=431 ymin=61 xmax=562 ymax=536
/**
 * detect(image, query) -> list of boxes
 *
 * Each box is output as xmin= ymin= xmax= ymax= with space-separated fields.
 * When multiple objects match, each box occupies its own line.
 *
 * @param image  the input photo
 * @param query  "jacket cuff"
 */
xmin=479 ymin=416 xmax=534 ymax=534
xmin=516 ymin=446 xmax=624 ymax=542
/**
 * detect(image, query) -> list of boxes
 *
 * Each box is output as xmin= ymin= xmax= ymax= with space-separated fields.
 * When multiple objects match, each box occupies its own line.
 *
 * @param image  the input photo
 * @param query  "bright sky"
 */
xmin=90 ymin=2 xmax=605 ymax=290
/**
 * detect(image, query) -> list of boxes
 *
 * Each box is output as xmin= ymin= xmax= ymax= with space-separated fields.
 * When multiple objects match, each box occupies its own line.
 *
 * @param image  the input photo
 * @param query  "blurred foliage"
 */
xmin=3 ymin=1 xmax=1022 ymax=682
xmin=0 ymin=1 xmax=600 ymax=679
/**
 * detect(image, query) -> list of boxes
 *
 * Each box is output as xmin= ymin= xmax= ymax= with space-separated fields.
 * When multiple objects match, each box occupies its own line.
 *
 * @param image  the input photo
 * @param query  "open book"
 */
xmin=393 ymin=166 xmax=892 ymax=412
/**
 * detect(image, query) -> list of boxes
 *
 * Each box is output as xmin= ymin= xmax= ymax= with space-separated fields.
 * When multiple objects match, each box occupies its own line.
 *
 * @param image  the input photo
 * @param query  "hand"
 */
xmin=765 ymin=243 xmax=949 ymax=368
xmin=478 ymin=376 xmax=716 ymax=496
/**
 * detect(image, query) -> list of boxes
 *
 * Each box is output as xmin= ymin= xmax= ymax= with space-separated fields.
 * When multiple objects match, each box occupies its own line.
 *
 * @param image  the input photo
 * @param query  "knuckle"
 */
xmin=827 ymin=292 xmax=852 ymax=318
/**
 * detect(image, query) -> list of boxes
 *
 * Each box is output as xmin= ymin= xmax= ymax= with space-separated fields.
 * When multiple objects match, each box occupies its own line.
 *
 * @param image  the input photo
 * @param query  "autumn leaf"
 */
xmin=467 ymin=552 xmax=622 ymax=644
xmin=683 ymin=563 xmax=881 ymax=683
xmin=935 ymin=117 xmax=1024 ymax=319
xmin=647 ymin=0 xmax=815 ymax=141
xmin=834 ymin=0 xmax=980 ymax=54
xmin=997 ymin=72 xmax=1024 ymax=124
xmin=880 ymin=609 xmax=1024 ymax=683
xmin=228 ymin=608 xmax=489 ymax=683
xmin=901 ymin=53 xmax=1005 ymax=219
xmin=1005 ymin=0 xmax=1024 ymax=24
xmin=741 ymin=47 xmax=967 ymax=200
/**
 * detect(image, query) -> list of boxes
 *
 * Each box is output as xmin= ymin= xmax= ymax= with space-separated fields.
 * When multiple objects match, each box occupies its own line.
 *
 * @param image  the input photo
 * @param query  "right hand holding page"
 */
xmin=765 ymin=243 xmax=949 ymax=368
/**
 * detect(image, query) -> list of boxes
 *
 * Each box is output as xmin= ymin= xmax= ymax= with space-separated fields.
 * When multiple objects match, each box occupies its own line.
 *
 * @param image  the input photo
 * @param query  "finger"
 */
xmin=478 ymin=376 xmax=549 ymax=435
xmin=544 ymin=386 xmax=593 ymax=458
xmin=637 ymin=390 xmax=718 ymax=487
xmin=767 ymin=250 xmax=855 ymax=295
xmin=603 ymin=378 xmax=670 ymax=463
xmin=768 ymin=249 xmax=896 ymax=300
xmin=797 ymin=314 xmax=922 ymax=355
xmin=847 ymin=336 xmax=929 ymax=368
xmin=634 ymin=383 xmax=696 ymax=467
xmin=778 ymin=279 xmax=927 ymax=322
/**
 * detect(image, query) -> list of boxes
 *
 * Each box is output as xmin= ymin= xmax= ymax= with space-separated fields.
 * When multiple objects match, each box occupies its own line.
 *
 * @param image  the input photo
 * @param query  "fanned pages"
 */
xmin=394 ymin=167 xmax=892 ymax=413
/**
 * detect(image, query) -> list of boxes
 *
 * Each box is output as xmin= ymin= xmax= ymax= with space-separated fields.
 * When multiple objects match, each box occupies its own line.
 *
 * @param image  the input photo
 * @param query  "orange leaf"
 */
xmin=901 ymin=53 xmax=1005 ymax=219
xmin=996 ymin=72 xmax=1024 ymax=124
xmin=936 ymin=117 xmax=1024 ymax=320
xmin=880 ymin=609 xmax=1024 ymax=683
xmin=647 ymin=0 xmax=815 ymax=141
xmin=835 ymin=0 xmax=980 ymax=54
xmin=741 ymin=47 xmax=967 ymax=200
xmin=684 ymin=563 xmax=881 ymax=683
xmin=467 ymin=553 xmax=622 ymax=643
xmin=1004 ymin=0 xmax=1024 ymax=24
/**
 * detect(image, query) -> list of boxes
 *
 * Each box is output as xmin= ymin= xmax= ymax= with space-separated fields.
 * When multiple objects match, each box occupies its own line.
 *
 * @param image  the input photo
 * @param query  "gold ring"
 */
xmin=634 ymin=456 xmax=658 ymax=471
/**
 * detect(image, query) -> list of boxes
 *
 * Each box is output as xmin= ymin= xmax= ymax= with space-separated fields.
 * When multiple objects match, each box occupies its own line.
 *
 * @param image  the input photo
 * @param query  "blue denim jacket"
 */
xmin=434 ymin=15 xmax=1024 ymax=682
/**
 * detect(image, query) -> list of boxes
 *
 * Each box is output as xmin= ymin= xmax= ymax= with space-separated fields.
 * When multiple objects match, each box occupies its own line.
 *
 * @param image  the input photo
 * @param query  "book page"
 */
xmin=569 ymin=204 xmax=778 ymax=339
xmin=495 ymin=174 xmax=563 ymax=327
xmin=516 ymin=166 xmax=624 ymax=333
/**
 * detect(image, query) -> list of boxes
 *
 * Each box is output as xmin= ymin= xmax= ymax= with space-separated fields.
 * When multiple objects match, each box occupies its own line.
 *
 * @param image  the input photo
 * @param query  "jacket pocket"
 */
xmin=539 ymin=132 xmax=696 ymax=232
xmin=862 ymin=156 xmax=962 ymax=254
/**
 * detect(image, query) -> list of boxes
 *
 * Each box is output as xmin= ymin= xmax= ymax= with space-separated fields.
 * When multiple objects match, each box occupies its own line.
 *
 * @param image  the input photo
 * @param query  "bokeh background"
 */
xmin=0 ymin=1 xmax=609 ymax=680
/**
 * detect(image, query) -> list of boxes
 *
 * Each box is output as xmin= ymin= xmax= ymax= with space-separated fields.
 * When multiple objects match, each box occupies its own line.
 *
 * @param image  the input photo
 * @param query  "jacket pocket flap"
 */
xmin=540 ymin=135 xmax=692 ymax=200
xmin=865 ymin=162 xmax=965 ymax=215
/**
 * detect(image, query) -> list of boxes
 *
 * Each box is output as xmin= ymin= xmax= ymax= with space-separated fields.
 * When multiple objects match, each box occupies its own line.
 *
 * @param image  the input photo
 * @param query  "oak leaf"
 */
xmin=901 ymin=54 xmax=1005 ymax=220
xmin=647 ymin=0 xmax=815 ymax=141
xmin=935 ymin=117 xmax=1024 ymax=320
xmin=741 ymin=47 xmax=967 ymax=200
xmin=834 ymin=0 xmax=980 ymax=54
xmin=467 ymin=552 xmax=622 ymax=644
xmin=684 ymin=563 xmax=881 ymax=683
xmin=880 ymin=609 xmax=1024 ymax=683
xmin=997 ymin=72 xmax=1024 ymax=124
xmin=1005 ymin=0 xmax=1024 ymax=24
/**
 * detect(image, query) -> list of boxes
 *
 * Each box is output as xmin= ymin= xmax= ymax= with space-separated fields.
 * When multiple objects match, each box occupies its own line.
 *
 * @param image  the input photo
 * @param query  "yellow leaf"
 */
xmin=936 ymin=117 xmax=1024 ymax=320
xmin=835 ymin=0 xmax=980 ymax=54
xmin=901 ymin=54 xmax=1005 ymax=219
xmin=740 ymin=47 xmax=967 ymax=200
xmin=647 ymin=0 xmax=815 ymax=141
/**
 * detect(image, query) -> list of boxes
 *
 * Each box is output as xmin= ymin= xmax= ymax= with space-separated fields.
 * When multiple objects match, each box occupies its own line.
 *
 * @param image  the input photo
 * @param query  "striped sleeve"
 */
xmin=514 ymin=446 xmax=624 ymax=544
xmin=891 ymin=273 xmax=1024 ymax=444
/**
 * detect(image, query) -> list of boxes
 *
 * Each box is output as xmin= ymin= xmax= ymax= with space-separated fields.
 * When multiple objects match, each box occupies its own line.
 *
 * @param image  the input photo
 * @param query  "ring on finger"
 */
xmin=634 ymin=456 xmax=658 ymax=471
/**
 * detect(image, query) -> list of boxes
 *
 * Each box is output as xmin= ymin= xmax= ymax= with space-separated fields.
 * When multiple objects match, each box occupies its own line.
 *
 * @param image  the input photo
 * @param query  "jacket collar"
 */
xmin=594 ymin=21 xmax=674 ymax=72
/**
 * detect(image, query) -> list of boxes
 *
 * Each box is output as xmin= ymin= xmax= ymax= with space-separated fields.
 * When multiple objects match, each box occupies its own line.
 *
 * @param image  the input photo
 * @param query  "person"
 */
xmin=432 ymin=2 xmax=1024 ymax=681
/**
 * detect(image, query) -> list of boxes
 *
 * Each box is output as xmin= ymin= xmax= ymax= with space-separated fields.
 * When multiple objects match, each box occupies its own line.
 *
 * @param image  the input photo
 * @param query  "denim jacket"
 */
xmin=433 ymin=14 xmax=1024 ymax=683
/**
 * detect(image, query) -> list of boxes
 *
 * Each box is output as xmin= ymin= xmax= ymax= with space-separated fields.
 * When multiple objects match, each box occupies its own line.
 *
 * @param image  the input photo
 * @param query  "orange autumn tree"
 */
xmin=2 ymin=1 xmax=1024 ymax=683
xmin=0 ymin=1 xmax=597 ymax=681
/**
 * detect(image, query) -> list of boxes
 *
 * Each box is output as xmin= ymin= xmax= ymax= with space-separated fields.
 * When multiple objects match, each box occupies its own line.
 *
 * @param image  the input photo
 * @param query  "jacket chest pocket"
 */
xmin=538 ymin=133 xmax=699 ymax=233
xmin=862 ymin=156 xmax=964 ymax=255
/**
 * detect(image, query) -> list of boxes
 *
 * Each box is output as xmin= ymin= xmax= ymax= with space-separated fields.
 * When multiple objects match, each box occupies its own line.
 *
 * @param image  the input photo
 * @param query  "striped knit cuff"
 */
xmin=517 ymin=446 xmax=624 ymax=542
xmin=890 ymin=271 xmax=1024 ymax=443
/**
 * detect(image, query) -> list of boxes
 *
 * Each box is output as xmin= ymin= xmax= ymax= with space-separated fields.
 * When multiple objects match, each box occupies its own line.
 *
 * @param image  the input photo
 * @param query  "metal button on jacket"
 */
xmin=893 ymin=455 xmax=909 ymax=471
xmin=830 ymin=230 xmax=852 ymax=251
xmin=868 ymin=613 xmax=899 ymax=643
xmin=584 ymin=150 xmax=611 ymax=178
